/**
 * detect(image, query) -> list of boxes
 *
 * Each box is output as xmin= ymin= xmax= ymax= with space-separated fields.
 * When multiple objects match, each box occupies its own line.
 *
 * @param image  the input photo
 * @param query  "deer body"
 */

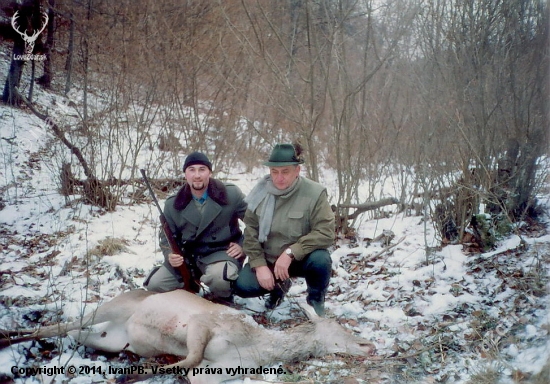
xmin=1 ymin=289 xmax=375 ymax=383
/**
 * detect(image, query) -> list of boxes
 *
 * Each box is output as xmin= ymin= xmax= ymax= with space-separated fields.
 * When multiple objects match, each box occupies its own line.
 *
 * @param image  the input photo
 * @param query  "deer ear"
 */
xmin=298 ymin=302 xmax=321 ymax=321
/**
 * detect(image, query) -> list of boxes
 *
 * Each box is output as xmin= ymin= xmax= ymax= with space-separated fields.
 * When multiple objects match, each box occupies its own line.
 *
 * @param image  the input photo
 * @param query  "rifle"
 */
xmin=140 ymin=169 xmax=201 ymax=293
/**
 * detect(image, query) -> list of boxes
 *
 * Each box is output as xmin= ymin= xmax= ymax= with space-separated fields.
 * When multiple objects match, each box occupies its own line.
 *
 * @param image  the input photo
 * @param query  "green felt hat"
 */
xmin=263 ymin=144 xmax=304 ymax=167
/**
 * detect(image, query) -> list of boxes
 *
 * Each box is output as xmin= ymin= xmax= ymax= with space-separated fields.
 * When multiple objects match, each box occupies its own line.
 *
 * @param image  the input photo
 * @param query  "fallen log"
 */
xmin=339 ymin=197 xmax=401 ymax=220
xmin=334 ymin=197 xmax=400 ymax=237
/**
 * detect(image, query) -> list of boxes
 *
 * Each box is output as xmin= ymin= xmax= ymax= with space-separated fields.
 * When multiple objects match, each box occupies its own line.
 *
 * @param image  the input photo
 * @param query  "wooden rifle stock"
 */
xmin=140 ymin=169 xmax=201 ymax=293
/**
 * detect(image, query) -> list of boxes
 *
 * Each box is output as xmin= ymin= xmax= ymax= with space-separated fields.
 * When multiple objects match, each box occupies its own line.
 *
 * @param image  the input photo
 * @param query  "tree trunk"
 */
xmin=2 ymin=39 xmax=25 ymax=106
xmin=64 ymin=5 xmax=75 ymax=96
xmin=28 ymin=60 xmax=35 ymax=101
xmin=81 ymin=0 xmax=93 ymax=127
xmin=2 ymin=0 xmax=44 ymax=106
xmin=38 ymin=0 xmax=55 ymax=88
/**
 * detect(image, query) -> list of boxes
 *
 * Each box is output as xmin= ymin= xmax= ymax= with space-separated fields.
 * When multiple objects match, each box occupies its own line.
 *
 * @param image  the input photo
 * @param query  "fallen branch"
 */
xmin=365 ymin=236 xmax=406 ymax=262
xmin=339 ymin=197 xmax=400 ymax=220
xmin=335 ymin=198 xmax=401 ymax=236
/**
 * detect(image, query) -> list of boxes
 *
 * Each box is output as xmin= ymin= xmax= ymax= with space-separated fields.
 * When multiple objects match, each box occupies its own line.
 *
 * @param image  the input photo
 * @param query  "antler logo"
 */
xmin=11 ymin=10 xmax=49 ymax=55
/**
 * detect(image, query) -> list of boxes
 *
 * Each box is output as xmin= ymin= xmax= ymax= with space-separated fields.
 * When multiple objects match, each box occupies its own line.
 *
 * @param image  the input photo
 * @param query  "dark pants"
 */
xmin=234 ymin=249 xmax=331 ymax=301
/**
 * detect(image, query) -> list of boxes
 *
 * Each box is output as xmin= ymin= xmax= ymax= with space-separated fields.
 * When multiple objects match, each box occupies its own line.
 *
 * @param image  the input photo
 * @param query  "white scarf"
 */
xmin=246 ymin=175 xmax=300 ymax=242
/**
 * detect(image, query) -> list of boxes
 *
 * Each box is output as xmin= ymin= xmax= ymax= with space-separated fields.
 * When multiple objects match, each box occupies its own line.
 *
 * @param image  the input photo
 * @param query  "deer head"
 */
xmin=11 ymin=10 xmax=49 ymax=55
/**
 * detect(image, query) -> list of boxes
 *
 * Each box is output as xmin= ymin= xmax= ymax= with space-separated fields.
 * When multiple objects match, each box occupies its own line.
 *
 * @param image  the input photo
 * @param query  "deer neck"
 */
xmin=257 ymin=323 xmax=323 ymax=364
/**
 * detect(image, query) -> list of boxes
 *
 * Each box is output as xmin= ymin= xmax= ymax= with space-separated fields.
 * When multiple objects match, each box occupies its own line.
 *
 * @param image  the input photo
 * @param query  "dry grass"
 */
xmin=465 ymin=367 xmax=501 ymax=384
xmin=87 ymin=237 xmax=129 ymax=257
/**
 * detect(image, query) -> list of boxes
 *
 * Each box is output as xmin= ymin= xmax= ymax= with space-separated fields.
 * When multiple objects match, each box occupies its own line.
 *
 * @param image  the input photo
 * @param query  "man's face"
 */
xmin=185 ymin=165 xmax=211 ymax=193
xmin=270 ymin=165 xmax=300 ymax=190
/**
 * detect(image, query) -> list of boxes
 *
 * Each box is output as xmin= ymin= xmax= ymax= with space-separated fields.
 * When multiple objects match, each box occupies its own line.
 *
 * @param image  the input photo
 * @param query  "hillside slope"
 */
xmin=0 ymin=75 xmax=548 ymax=384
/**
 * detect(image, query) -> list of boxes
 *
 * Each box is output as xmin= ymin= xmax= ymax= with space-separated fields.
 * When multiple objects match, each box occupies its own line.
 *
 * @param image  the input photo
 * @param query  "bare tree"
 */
xmin=411 ymin=0 xmax=549 ymax=243
xmin=37 ymin=0 xmax=55 ymax=87
xmin=2 ymin=0 xmax=45 ymax=105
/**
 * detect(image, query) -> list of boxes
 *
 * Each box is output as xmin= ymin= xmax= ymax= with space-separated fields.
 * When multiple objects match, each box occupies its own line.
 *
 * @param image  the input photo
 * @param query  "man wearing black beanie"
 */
xmin=144 ymin=151 xmax=247 ymax=301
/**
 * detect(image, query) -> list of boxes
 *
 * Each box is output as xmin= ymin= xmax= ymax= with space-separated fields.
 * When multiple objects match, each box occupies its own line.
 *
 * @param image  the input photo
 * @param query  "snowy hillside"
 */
xmin=0 ymin=84 xmax=549 ymax=384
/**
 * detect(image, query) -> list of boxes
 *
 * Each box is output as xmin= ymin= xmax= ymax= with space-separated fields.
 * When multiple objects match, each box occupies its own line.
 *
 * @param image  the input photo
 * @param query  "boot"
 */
xmin=265 ymin=279 xmax=292 ymax=310
xmin=306 ymin=291 xmax=326 ymax=317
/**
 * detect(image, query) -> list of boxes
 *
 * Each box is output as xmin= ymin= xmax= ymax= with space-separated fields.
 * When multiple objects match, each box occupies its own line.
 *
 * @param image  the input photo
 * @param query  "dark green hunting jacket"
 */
xmin=160 ymin=178 xmax=247 ymax=278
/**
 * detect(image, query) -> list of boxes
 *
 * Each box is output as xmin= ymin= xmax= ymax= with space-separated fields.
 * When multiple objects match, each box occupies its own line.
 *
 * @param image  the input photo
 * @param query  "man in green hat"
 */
xmin=234 ymin=143 xmax=335 ymax=316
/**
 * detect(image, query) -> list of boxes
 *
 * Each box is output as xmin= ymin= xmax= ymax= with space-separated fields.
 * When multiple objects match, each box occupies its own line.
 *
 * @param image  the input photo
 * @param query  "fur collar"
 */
xmin=173 ymin=178 xmax=229 ymax=210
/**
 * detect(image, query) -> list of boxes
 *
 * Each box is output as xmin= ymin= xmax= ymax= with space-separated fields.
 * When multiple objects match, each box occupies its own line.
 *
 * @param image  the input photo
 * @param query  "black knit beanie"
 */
xmin=183 ymin=152 xmax=212 ymax=171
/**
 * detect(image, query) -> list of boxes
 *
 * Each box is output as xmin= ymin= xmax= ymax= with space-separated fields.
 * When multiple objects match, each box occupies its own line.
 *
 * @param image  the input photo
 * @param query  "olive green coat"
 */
xmin=244 ymin=176 xmax=335 ymax=268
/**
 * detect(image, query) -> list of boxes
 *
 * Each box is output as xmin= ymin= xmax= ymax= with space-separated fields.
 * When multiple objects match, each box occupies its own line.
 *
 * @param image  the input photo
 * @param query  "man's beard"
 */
xmin=191 ymin=181 xmax=206 ymax=191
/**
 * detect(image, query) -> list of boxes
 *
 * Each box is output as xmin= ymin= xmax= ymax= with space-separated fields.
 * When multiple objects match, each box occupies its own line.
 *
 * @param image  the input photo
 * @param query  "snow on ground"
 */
xmin=0 ymin=86 xmax=549 ymax=384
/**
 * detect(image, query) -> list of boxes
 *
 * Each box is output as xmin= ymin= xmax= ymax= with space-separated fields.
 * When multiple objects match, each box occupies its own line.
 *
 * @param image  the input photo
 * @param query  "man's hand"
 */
xmin=274 ymin=251 xmax=292 ymax=281
xmin=226 ymin=242 xmax=244 ymax=259
xmin=255 ymin=265 xmax=275 ymax=291
xmin=168 ymin=253 xmax=184 ymax=267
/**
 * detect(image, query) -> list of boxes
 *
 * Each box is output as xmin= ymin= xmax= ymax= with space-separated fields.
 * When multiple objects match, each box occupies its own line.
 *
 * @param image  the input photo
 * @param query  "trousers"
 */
xmin=144 ymin=251 xmax=239 ymax=298
xmin=233 ymin=249 xmax=331 ymax=300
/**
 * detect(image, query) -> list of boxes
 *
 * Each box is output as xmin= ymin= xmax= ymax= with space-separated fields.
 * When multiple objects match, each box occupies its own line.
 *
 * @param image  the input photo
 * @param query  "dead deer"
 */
xmin=1 ymin=289 xmax=376 ymax=383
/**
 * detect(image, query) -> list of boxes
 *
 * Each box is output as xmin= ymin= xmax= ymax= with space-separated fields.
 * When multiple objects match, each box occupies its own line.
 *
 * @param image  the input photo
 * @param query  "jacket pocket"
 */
xmin=287 ymin=211 xmax=305 ymax=237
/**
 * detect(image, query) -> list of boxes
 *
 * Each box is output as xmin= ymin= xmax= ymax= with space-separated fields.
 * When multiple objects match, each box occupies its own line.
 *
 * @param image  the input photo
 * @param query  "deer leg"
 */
xmin=137 ymin=316 xmax=212 ymax=379
xmin=121 ymin=317 xmax=213 ymax=383
xmin=1 ymin=290 xmax=156 ymax=350
xmin=0 ymin=329 xmax=35 ymax=337
xmin=170 ymin=317 xmax=211 ymax=369
xmin=0 ymin=321 xmax=88 ymax=349
xmin=0 ymin=333 xmax=37 ymax=349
